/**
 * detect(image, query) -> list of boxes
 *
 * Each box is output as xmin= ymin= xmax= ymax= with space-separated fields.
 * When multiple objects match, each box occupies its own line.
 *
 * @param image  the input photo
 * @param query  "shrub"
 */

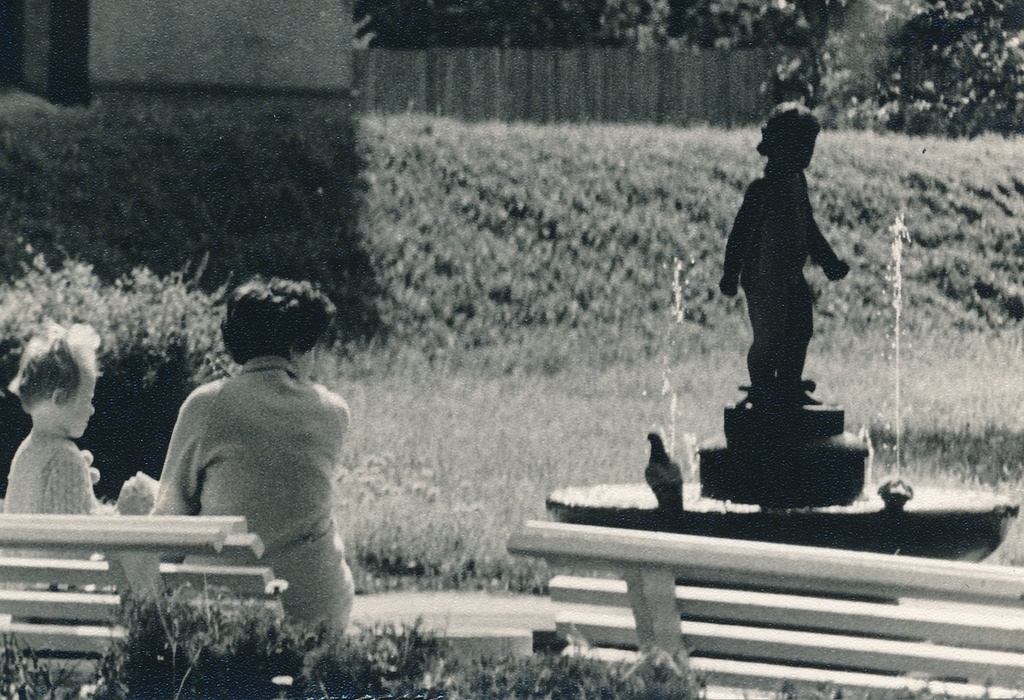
xmin=879 ymin=0 xmax=1024 ymax=136
xmin=301 ymin=620 xmax=450 ymax=699
xmin=93 ymin=588 xmax=307 ymax=700
xmin=359 ymin=116 xmax=1024 ymax=357
xmin=93 ymin=588 xmax=449 ymax=700
xmin=0 ymin=259 xmax=225 ymax=498
xmin=0 ymin=92 xmax=379 ymax=343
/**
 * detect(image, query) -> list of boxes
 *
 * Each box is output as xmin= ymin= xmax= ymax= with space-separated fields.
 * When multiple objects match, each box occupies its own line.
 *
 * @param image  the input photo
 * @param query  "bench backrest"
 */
xmin=0 ymin=514 xmax=283 ymax=671
xmin=508 ymin=520 xmax=1024 ymax=691
xmin=508 ymin=520 xmax=1024 ymax=606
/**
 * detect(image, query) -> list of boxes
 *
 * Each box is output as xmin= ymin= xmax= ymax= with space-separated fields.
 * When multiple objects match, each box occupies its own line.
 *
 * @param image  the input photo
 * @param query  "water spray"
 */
xmin=879 ymin=213 xmax=914 ymax=512
xmin=660 ymin=256 xmax=687 ymax=458
xmin=889 ymin=214 xmax=911 ymax=475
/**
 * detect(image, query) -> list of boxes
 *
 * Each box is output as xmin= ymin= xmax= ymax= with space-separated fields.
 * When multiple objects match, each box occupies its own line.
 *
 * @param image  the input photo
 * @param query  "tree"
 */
xmin=879 ymin=0 xmax=1024 ymax=136
xmin=664 ymin=0 xmax=855 ymax=104
xmin=354 ymin=0 xmax=672 ymax=48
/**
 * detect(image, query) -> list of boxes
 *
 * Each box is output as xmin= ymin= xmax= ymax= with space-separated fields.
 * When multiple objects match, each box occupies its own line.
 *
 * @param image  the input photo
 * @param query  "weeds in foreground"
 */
xmin=2 ymin=589 xmax=697 ymax=699
xmin=0 ymin=634 xmax=75 ymax=700
xmin=91 ymin=588 xmax=451 ymax=700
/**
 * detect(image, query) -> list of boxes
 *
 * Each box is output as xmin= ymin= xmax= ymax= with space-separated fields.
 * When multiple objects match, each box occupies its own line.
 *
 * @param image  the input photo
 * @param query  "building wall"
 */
xmin=21 ymin=0 xmax=49 ymax=94
xmin=89 ymin=0 xmax=352 ymax=91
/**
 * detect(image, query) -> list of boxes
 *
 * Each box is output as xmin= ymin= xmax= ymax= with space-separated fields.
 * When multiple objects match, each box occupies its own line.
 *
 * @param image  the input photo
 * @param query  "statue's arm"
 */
xmin=802 ymin=176 xmax=848 ymax=281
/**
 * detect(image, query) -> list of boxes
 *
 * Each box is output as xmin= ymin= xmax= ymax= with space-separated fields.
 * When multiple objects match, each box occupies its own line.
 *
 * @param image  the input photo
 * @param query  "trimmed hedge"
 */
xmin=359 ymin=117 xmax=1024 ymax=354
xmin=0 ymin=91 xmax=379 ymax=343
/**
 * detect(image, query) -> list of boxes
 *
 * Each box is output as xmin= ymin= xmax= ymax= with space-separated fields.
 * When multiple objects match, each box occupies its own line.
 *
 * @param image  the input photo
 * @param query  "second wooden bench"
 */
xmin=508 ymin=520 xmax=1024 ymax=697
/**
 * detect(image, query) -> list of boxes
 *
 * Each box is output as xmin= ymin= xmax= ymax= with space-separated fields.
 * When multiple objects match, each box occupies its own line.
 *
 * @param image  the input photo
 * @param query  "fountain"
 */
xmin=546 ymin=223 xmax=1019 ymax=562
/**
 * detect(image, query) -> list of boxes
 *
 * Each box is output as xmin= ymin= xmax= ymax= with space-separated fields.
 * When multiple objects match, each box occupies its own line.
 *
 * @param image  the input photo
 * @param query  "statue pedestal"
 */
xmin=699 ymin=401 xmax=868 ymax=508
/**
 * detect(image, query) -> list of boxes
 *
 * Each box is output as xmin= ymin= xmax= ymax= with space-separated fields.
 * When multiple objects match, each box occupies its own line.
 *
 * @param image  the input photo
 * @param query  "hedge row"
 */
xmin=360 ymin=116 xmax=1024 ymax=351
xmin=0 ymin=91 xmax=379 ymax=342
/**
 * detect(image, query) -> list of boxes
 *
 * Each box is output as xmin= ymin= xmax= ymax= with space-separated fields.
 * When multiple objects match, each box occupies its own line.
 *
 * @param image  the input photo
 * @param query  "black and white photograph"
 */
xmin=0 ymin=1 xmax=1023 ymax=697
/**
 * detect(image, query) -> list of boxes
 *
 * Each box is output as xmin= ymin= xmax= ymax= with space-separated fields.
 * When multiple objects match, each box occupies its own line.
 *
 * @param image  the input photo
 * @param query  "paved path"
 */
xmin=348 ymin=590 xmax=567 ymax=657
xmin=350 ymin=590 xmax=558 ymax=634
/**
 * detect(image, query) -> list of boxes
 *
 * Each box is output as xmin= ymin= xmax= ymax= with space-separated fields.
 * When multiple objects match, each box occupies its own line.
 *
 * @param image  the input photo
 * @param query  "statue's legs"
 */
xmin=744 ymin=281 xmax=788 ymax=389
xmin=745 ymin=277 xmax=815 ymax=402
xmin=775 ymin=277 xmax=813 ymax=388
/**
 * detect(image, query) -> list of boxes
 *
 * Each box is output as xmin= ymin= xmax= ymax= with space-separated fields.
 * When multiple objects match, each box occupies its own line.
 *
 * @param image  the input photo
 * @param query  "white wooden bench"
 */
xmin=508 ymin=520 xmax=1024 ymax=697
xmin=0 ymin=514 xmax=284 ymax=675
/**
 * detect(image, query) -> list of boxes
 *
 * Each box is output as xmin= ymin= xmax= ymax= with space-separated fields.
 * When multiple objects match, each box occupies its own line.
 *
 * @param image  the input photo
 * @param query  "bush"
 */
xmin=360 ymin=116 xmax=1024 ymax=357
xmin=879 ymin=0 xmax=1024 ymax=136
xmin=0 ymin=259 xmax=225 ymax=499
xmin=0 ymin=91 xmax=379 ymax=343
xmin=93 ymin=588 xmax=450 ymax=700
xmin=93 ymin=589 xmax=304 ymax=700
xmin=355 ymin=0 xmax=673 ymax=48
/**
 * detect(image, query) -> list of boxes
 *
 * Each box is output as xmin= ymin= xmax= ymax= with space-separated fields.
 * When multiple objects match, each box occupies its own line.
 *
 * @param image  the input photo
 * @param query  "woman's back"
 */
xmin=194 ymin=358 xmax=347 ymax=552
xmin=153 ymin=355 xmax=353 ymax=629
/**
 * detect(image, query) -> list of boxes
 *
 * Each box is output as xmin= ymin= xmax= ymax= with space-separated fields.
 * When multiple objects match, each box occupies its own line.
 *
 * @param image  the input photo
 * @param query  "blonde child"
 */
xmin=4 ymin=323 xmax=103 ymax=514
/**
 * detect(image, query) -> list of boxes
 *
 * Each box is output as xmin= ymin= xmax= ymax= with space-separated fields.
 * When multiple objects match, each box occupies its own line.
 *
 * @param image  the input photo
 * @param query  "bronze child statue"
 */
xmin=719 ymin=102 xmax=849 ymax=407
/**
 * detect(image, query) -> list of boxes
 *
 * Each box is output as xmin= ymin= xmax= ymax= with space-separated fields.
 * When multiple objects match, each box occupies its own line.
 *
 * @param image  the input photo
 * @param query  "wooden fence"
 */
xmin=353 ymin=47 xmax=777 ymax=127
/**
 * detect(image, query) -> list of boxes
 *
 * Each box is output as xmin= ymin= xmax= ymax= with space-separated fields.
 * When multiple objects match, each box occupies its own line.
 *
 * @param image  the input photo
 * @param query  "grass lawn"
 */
xmin=337 ymin=115 xmax=1024 ymax=592
xmin=325 ymin=324 xmax=1024 ymax=593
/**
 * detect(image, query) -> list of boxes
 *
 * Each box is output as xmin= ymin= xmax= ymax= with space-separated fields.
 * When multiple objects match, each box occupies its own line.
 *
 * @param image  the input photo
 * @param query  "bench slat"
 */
xmin=221 ymin=533 xmax=265 ymax=560
xmin=557 ymin=611 xmax=1024 ymax=687
xmin=0 ymin=557 xmax=113 ymax=587
xmin=510 ymin=521 xmax=1024 ymax=606
xmin=551 ymin=575 xmax=1024 ymax=652
xmin=0 ymin=556 xmax=277 ymax=597
xmin=579 ymin=648 xmax=1022 ymax=699
xmin=0 ymin=620 xmax=125 ymax=654
xmin=0 ymin=515 xmax=249 ymax=533
xmin=0 ymin=527 xmax=228 ymax=552
xmin=0 ymin=531 xmax=264 ymax=561
xmin=0 ymin=589 xmax=120 ymax=622
xmin=160 ymin=563 xmax=278 ymax=597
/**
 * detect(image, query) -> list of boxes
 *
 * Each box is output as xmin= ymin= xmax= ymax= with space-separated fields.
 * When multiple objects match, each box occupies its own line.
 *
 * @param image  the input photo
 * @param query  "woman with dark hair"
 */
xmin=146 ymin=276 xmax=354 ymax=632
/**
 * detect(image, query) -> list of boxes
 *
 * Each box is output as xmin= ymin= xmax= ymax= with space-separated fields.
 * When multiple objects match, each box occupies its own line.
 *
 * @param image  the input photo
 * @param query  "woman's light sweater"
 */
xmin=152 ymin=355 xmax=354 ymax=632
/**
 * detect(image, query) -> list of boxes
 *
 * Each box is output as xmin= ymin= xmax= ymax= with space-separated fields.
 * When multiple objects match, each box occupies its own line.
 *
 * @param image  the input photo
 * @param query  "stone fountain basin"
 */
xmin=546 ymin=484 xmax=1020 ymax=562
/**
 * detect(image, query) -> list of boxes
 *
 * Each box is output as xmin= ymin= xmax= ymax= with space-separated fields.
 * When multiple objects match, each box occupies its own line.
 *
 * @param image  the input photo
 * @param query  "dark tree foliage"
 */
xmin=355 ymin=0 xmax=670 ymax=48
xmin=880 ymin=0 xmax=1024 ymax=136
xmin=666 ymin=0 xmax=854 ymax=104
xmin=668 ymin=0 xmax=789 ymax=48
